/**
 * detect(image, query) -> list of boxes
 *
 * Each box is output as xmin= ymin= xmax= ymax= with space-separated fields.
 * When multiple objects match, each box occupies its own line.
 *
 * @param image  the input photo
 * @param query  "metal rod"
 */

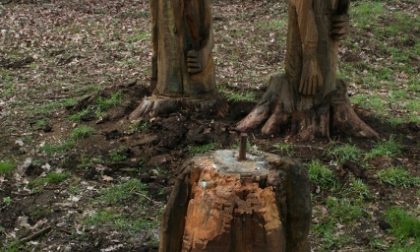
xmin=238 ymin=133 xmax=247 ymax=161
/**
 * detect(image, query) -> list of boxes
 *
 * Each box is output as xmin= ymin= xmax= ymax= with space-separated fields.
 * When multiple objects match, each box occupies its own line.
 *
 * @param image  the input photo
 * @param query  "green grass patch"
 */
xmin=34 ymin=98 xmax=78 ymax=115
xmin=327 ymin=197 xmax=364 ymax=224
xmin=377 ymin=167 xmax=420 ymax=188
xmin=189 ymin=143 xmax=216 ymax=155
xmin=98 ymin=179 xmax=147 ymax=205
xmin=328 ymin=144 xmax=363 ymax=164
xmin=273 ymin=142 xmax=294 ymax=155
xmin=84 ymin=209 xmax=156 ymax=235
xmin=313 ymin=197 xmax=364 ymax=250
xmin=343 ymin=178 xmax=371 ymax=201
xmin=0 ymin=160 xmax=16 ymax=176
xmin=385 ymin=207 xmax=420 ymax=241
xmin=365 ymin=137 xmax=402 ymax=159
xmin=308 ymin=161 xmax=337 ymax=190
xmin=30 ymin=172 xmax=70 ymax=188
xmin=109 ymin=148 xmax=129 ymax=162
xmin=68 ymin=109 xmax=94 ymax=122
xmin=42 ymin=139 xmax=76 ymax=155
xmin=70 ymin=126 xmax=95 ymax=140
xmin=127 ymin=31 xmax=150 ymax=43
xmin=219 ymin=86 xmax=256 ymax=103
xmin=96 ymin=91 xmax=122 ymax=111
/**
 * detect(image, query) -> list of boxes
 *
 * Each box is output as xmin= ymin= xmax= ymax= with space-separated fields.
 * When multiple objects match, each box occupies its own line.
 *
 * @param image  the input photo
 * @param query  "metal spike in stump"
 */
xmin=159 ymin=143 xmax=312 ymax=252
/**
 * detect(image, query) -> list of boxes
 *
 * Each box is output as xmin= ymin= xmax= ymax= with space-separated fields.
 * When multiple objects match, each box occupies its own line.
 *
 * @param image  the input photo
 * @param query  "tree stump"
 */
xmin=237 ymin=0 xmax=378 ymax=140
xmin=159 ymin=149 xmax=311 ymax=252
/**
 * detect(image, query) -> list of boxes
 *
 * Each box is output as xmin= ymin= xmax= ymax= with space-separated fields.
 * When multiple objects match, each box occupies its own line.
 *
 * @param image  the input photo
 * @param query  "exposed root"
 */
xmin=331 ymin=80 xmax=379 ymax=138
xmin=129 ymin=94 xmax=228 ymax=121
xmin=237 ymin=74 xmax=379 ymax=140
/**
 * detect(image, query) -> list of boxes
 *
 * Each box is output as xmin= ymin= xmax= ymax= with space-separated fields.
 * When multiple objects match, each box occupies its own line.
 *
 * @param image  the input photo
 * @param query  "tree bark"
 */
xmin=237 ymin=0 xmax=378 ymax=140
xmin=159 ymin=150 xmax=311 ymax=252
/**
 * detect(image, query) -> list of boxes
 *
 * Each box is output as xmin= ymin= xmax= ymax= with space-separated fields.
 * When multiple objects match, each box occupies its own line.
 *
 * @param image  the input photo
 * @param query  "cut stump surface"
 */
xmin=160 ymin=150 xmax=311 ymax=252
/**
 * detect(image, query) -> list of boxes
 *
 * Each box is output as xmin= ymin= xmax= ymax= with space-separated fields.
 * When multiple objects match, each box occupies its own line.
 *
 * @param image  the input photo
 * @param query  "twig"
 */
xmin=20 ymin=226 xmax=52 ymax=243
xmin=133 ymin=192 xmax=159 ymax=204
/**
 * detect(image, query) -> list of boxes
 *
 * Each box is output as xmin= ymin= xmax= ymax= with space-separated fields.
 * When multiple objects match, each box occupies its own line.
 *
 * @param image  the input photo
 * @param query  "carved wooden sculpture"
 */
xmin=237 ymin=0 xmax=378 ymax=139
xmin=159 ymin=150 xmax=311 ymax=252
xmin=130 ymin=0 xmax=225 ymax=119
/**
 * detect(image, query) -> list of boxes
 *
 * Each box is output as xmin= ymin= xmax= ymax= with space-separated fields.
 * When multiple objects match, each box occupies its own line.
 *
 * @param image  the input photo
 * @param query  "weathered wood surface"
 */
xmin=151 ymin=0 xmax=215 ymax=97
xmin=237 ymin=0 xmax=378 ymax=139
xmin=159 ymin=150 xmax=311 ymax=252
xmin=129 ymin=0 xmax=224 ymax=119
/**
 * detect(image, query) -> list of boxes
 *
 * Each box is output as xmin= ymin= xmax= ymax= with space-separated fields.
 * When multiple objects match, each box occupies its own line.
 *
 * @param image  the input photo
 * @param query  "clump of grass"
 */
xmin=377 ymin=167 xmax=420 ymax=188
xmin=0 ymin=160 xmax=16 ymax=176
xmin=68 ymin=109 xmax=93 ymax=122
xmin=343 ymin=178 xmax=371 ymax=201
xmin=219 ymin=86 xmax=256 ymax=103
xmin=96 ymin=91 xmax=122 ymax=111
xmin=328 ymin=144 xmax=363 ymax=164
xmin=313 ymin=196 xmax=364 ymax=250
xmin=98 ymin=179 xmax=147 ymax=205
xmin=109 ymin=148 xmax=129 ymax=162
xmin=30 ymin=172 xmax=70 ymax=188
xmin=84 ymin=209 xmax=157 ymax=235
xmin=308 ymin=160 xmax=337 ymax=189
xmin=365 ymin=137 xmax=402 ymax=159
xmin=326 ymin=197 xmax=364 ymax=224
xmin=385 ymin=208 xmax=420 ymax=240
xmin=70 ymin=126 xmax=95 ymax=140
xmin=42 ymin=140 xmax=75 ymax=155
xmin=127 ymin=120 xmax=151 ymax=134
xmin=274 ymin=142 xmax=294 ymax=155
xmin=189 ymin=143 xmax=216 ymax=155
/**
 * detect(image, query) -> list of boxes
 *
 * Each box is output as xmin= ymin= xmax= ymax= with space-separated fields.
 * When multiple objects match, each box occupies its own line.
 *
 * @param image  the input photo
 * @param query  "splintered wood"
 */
xmin=159 ymin=150 xmax=312 ymax=252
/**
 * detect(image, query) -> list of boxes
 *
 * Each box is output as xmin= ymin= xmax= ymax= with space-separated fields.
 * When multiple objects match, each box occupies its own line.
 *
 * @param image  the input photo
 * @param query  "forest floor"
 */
xmin=0 ymin=0 xmax=419 ymax=251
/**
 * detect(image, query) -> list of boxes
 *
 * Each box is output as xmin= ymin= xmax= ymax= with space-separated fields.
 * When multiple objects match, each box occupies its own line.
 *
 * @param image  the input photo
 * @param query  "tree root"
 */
xmin=237 ymin=74 xmax=379 ymax=140
xmin=129 ymin=94 xmax=228 ymax=120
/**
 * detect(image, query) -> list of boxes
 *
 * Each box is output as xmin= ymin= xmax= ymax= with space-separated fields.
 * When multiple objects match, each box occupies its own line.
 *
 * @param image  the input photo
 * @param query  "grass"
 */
xmin=189 ymin=143 xmax=216 ymax=155
xmin=68 ymin=109 xmax=93 ymax=122
xmin=0 ymin=160 xmax=16 ymax=176
xmin=273 ymin=142 xmax=294 ymax=155
xmin=377 ymin=167 xmax=420 ymax=188
xmin=365 ymin=137 xmax=402 ymax=159
xmin=308 ymin=160 xmax=337 ymax=190
xmin=42 ymin=139 xmax=76 ymax=155
xmin=127 ymin=120 xmax=151 ymax=134
xmin=98 ymin=179 xmax=147 ymax=205
xmin=83 ymin=209 xmax=157 ymax=235
xmin=343 ymin=178 xmax=371 ymax=201
xmin=70 ymin=126 xmax=95 ymax=140
xmin=313 ymin=197 xmax=365 ymax=250
xmin=109 ymin=148 xmax=129 ymax=162
xmin=219 ymin=86 xmax=256 ymax=103
xmin=385 ymin=207 xmax=420 ymax=241
xmin=68 ymin=91 xmax=123 ymax=121
xmin=127 ymin=31 xmax=150 ymax=43
xmin=96 ymin=91 xmax=122 ymax=112
xmin=328 ymin=144 xmax=362 ymax=164
xmin=30 ymin=171 xmax=70 ymax=188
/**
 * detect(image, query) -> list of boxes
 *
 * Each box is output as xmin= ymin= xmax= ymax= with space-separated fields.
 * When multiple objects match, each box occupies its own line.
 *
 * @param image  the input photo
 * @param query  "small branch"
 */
xmin=133 ymin=192 xmax=159 ymax=204
xmin=20 ymin=226 xmax=52 ymax=243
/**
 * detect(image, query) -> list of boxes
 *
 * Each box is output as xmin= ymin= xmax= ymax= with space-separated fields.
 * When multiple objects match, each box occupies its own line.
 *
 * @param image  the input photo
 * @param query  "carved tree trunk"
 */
xmin=130 ymin=0 xmax=226 ymax=120
xmin=237 ymin=0 xmax=378 ymax=140
xmin=159 ymin=150 xmax=311 ymax=252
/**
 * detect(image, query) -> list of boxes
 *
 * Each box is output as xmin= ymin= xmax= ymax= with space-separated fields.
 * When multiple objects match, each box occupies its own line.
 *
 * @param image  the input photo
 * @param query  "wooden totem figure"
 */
xmin=237 ymin=0 xmax=378 ymax=139
xmin=130 ymin=0 xmax=223 ymax=119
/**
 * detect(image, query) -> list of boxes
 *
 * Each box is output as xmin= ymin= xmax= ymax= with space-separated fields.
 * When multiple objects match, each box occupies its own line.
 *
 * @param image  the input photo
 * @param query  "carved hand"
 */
xmin=187 ymin=49 xmax=208 ymax=75
xmin=299 ymin=57 xmax=323 ymax=96
xmin=331 ymin=14 xmax=350 ymax=41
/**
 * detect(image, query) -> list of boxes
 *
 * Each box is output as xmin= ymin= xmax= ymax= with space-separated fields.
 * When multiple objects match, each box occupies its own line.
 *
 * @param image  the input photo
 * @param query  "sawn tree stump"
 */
xmin=159 ymin=149 xmax=311 ymax=252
